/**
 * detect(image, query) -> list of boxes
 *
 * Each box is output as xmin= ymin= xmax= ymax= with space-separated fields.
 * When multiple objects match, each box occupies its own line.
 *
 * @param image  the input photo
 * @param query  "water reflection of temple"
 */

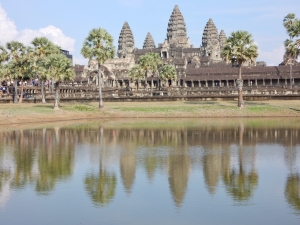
xmin=0 ymin=121 xmax=299 ymax=209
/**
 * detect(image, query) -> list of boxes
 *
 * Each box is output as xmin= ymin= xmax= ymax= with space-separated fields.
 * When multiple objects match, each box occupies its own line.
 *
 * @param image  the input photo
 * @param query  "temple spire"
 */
xmin=117 ymin=22 xmax=135 ymax=58
xmin=166 ymin=5 xmax=190 ymax=48
xmin=143 ymin=32 xmax=156 ymax=49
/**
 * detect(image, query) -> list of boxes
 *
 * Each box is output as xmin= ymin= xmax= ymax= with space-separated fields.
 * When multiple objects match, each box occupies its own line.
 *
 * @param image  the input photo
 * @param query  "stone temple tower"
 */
xmin=143 ymin=32 xmax=156 ymax=49
xmin=117 ymin=22 xmax=135 ymax=58
xmin=219 ymin=30 xmax=227 ymax=59
xmin=201 ymin=18 xmax=222 ymax=62
xmin=166 ymin=5 xmax=190 ymax=48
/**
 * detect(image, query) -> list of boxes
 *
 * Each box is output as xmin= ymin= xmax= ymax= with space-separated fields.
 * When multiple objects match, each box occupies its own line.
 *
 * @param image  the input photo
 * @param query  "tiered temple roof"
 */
xmin=117 ymin=22 xmax=135 ymax=58
xmin=166 ymin=5 xmax=190 ymax=47
xmin=202 ymin=18 xmax=219 ymax=48
xmin=143 ymin=32 xmax=156 ymax=49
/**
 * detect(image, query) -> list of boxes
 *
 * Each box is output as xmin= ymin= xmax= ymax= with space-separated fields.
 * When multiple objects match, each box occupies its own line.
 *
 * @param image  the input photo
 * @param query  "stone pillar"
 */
xmin=191 ymin=81 xmax=194 ymax=87
xmin=270 ymin=79 xmax=272 ymax=86
xmin=205 ymin=80 xmax=208 ymax=87
xmin=263 ymin=78 xmax=265 ymax=86
xmin=184 ymin=81 xmax=187 ymax=88
xmin=233 ymin=79 xmax=236 ymax=87
xmin=248 ymin=79 xmax=250 ymax=86
xmin=212 ymin=80 xmax=215 ymax=87
xmin=226 ymin=80 xmax=229 ymax=87
xmin=285 ymin=79 xmax=287 ymax=86
xmin=255 ymin=79 xmax=258 ymax=86
xmin=198 ymin=80 xmax=201 ymax=87
xmin=277 ymin=79 xmax=280 ymax=86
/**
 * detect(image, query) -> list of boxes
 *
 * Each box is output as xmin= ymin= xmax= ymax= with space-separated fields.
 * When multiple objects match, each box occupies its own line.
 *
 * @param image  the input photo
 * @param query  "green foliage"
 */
xmin=81 ymin=28 xmax=115 ymax=64
xmin=284 ymin=39 xmax=300 ymax=60
xmin=129 ymin=64 xmax=144 ymax=81
xmin=73 ymin=105 xmax=95 ymax=111
xmin=5 ymin=41 xmax=35 ymax=81
xmin=160 ymin=64 xmax=177 ymax=81
xmin=40 ymin=53 xmax=75 ymax=83
xmin=283 ymin=14 xmax=300 ymax=61
xmin=222 ymin=31 xmax=258 ymax=67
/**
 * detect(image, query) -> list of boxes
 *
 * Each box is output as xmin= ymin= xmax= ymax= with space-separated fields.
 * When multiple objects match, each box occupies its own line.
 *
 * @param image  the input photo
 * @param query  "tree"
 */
xmin=0 ymin=45 xmax=9 ymax=82
xmin=40 ymin=54 xmax=75 ymax=109
xmin=32 ymin=37 xmax=61 ymax=103
xmin=222 ymin=31 xmax=258 ymax=108
xmin=129 ymin=64 xmax=143 ymax=90
xmin=283 ymin=14 xmax=300 ymax=88
xmin=159 ymin=64 xmax=177 ymax=87
xmin=81 ymin=28 xmax=115 ymax=108
xmin=137 ymin=52 xmax=162 ymax=89
xmin=5 ymin=41 xmax=34 ymax=103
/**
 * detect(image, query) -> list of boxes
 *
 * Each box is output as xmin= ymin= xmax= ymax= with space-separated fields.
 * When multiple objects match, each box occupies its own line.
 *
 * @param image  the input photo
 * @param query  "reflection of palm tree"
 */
xmin=11 ymin=130 xmax=35 ymax=189
xmin=223 ymin=124 xmax=258 ymax=201
xmin=35 ymin=128 xmax=75 ymax=195
xmin=285 ymin=174 xmax=300 ymax=212
xmin=84 ymin=126 xmax=117 ymax=207
xmin=85 ymin=169 xmax=117 ymax=207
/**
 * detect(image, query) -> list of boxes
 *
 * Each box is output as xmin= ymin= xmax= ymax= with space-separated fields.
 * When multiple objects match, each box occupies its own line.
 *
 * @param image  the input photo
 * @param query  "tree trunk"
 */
xmin=41 ymin=80 xmax=46 ymax=104
xmin=290 ymin=61 xmax=293 ymax=89
xmin=18 ymin=79 xmax=24 ymax=103
xmin=14 ymin=80 xmax=18 ymax=103
xmin=53 ymin=82 xmax=60 ymax=110
xmin=289 ymin=36 xmax=293 ymax=89
xmin=237 ymin=65 xmax=244 ymax=108
xmin=98 ymin=63 xmax=103 ymax=108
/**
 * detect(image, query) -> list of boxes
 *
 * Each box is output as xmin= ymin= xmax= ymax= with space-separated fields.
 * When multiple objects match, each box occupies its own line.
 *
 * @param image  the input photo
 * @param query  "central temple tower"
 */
xmin=166 ymin=5 xmax=191 ymax=48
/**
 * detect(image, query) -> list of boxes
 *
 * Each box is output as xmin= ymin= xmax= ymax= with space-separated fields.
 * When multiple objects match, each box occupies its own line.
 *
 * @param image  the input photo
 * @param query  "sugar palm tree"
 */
xmin=283 ymin=14 xmax=299 ymax=88
xmin=222 ymin=31 xmax=258 ymax=108
xmin=81 ymin=28 xmax=115 ymax=108
xmin=40 ymin=54 xmax=75 ymax=109
xmin=0 ymin=45 xmax=9 ymax=81
xmin=32 ymin=37 xmax=60 ymax=103
xmin=159 ymin=64 xmax=177 ymax=87
xmin=129 ymin=64 xmax=143 ymax=90
xmin=6 ymin=41 xmax=34 ymax=103
xmin=138 ymin=52 xmax=162 ymax=90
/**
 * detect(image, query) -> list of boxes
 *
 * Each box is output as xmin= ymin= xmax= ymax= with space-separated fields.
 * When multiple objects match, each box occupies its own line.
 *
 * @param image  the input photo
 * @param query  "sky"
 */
xmin=0 ymin=0 xmax=299 ymax=66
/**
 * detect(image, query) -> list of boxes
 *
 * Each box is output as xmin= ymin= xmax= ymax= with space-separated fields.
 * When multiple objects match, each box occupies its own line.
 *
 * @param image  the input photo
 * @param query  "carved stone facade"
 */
xmin=117 ymin=22 xmax=135 ymax=58
xmin=143 ymin=33 xmax=156 ymax=49
xmin=80 ymin=5 xmax=270 ymax=88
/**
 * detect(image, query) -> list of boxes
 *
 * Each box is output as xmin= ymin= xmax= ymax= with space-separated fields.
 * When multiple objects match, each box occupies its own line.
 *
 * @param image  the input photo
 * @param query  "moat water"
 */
xmin=0 ymin=118 xmax=300 ymax=225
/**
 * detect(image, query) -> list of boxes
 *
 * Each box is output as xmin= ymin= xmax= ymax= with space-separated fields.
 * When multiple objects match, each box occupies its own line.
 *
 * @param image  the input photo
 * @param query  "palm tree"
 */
xmin=6 ymin=41 xmax=34 ymax=103
xmin=0 ymin=45 xmax=9 ymax=82
xmin=159 ymin=64 xmax=177 ymax=87
xmin=137 ymin=52 xmax=162 ymax=90
xmin=40 ymin=54 xmax=75 ymax=109
xmin=283 ymin=14 xmax=299 ymax=88
xmin=81 ymin=28 xmax=115 ymax=108
xmin=129 ymin=64 xmax=143 ymax=90
xmin=222 ymin=31 xmax=258 ymax=108
xmin=32 ymin=37 xmax=60 ymax=103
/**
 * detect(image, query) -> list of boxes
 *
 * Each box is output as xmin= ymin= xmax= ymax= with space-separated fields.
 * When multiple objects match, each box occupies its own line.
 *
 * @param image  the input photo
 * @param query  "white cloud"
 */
xmin=0 ymin=4 xmax=75 ymax=52
xmin=257 ymin=45 xmax=285 ymax=66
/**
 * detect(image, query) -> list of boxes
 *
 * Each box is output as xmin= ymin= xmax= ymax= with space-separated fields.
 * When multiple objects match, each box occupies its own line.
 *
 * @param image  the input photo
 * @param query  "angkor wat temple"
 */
xmin=75 ymin=5 xmax=300 ymax=89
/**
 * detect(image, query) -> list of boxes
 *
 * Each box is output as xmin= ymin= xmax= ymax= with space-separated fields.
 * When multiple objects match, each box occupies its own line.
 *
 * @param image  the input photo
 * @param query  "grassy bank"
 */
xmin=0 ymin=100 xmax=299 ymax=126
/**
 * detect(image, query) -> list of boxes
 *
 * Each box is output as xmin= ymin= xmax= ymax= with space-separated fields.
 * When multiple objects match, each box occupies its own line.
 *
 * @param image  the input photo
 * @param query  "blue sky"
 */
xmin=0 ymin=0 xmax=299 ymax=66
